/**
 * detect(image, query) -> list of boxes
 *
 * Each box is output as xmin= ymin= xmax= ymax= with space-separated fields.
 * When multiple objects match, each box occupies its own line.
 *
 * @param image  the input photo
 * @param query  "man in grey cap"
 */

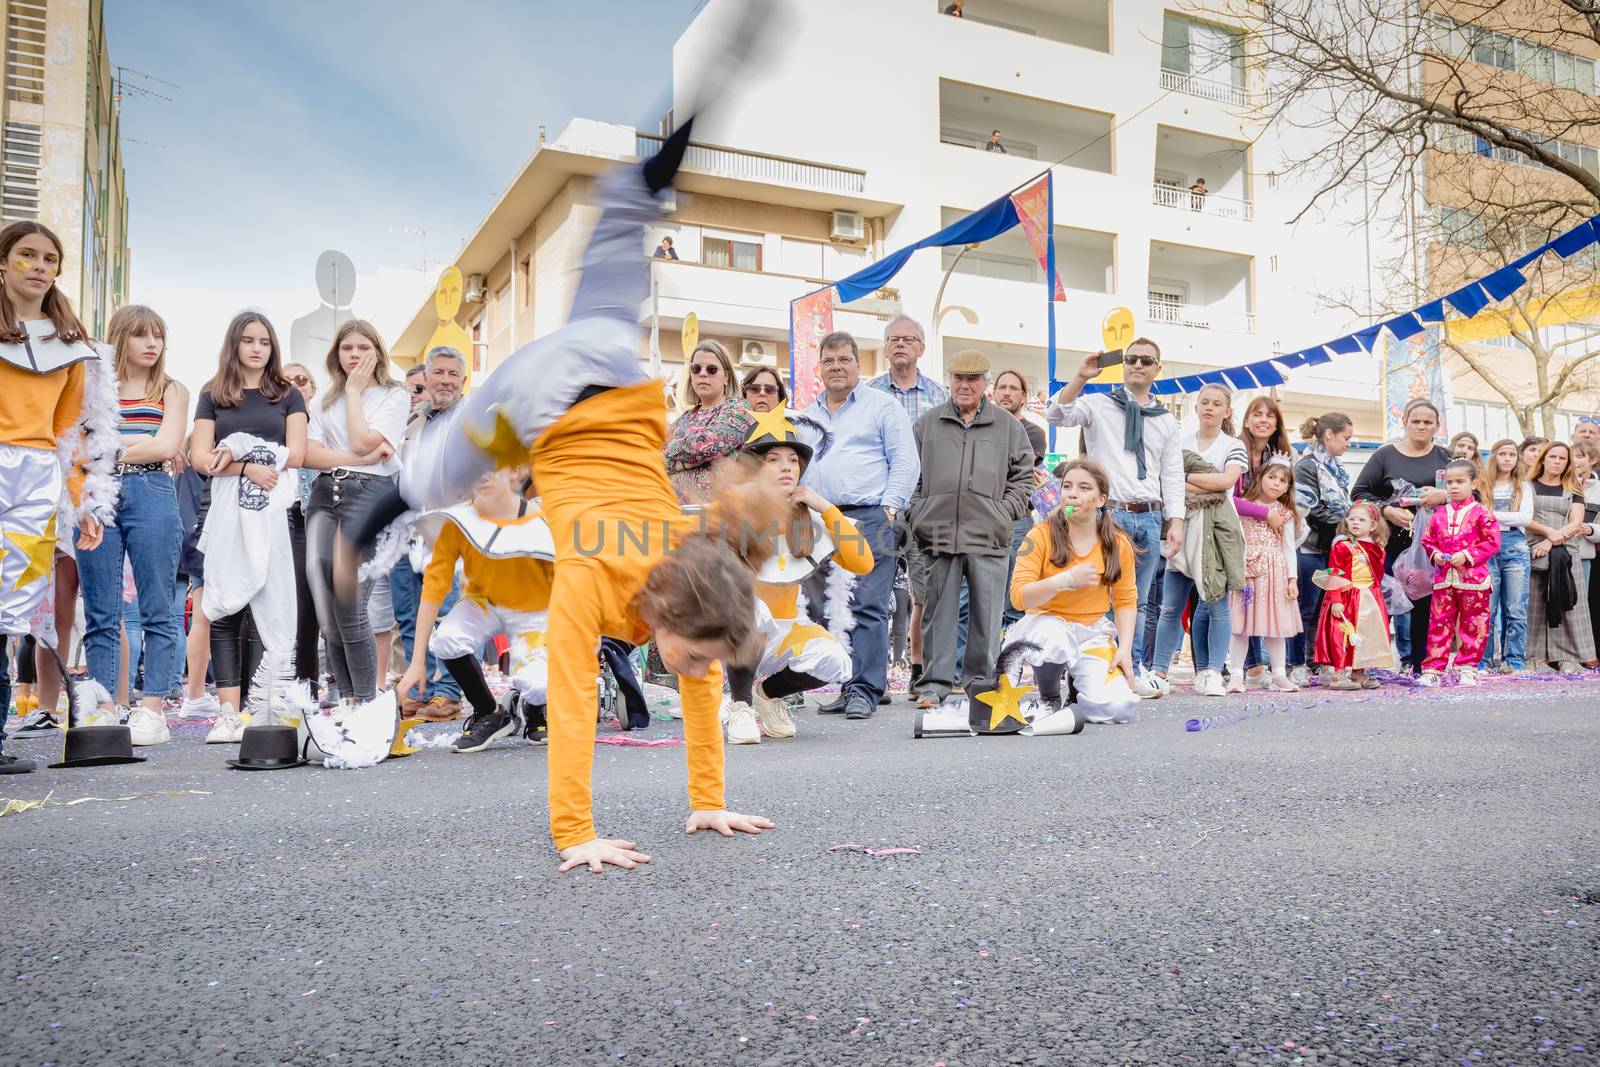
xmin=908 ymin=349 xmax=1035 ymax=708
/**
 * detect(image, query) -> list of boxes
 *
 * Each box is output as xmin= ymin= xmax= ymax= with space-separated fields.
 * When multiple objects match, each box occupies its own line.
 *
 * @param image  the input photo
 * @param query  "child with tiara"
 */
xmin=1416 ymin=457 xmax=1500 ymax=687
xmin=1314 ymin=500 xmax=1393 ymax=689
xmin=1227 ymin=451 xmax=1302 ymax=691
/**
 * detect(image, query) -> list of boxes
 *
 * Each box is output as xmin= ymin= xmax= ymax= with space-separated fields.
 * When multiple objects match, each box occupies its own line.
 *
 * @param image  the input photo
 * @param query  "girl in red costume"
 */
xmin=1315 ymin=501 xmax=1393 ymax=689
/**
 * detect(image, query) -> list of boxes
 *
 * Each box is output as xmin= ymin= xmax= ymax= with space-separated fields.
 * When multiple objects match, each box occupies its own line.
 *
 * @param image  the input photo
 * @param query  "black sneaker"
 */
xmin=451 ymin=705 xmax=515 ymax=753
xmin=0 ymin=753 xmax=36 ymax=774
xmin=817 ymin=696 xmax=847 ymax=715
xmin=844 ymin=695 xmax=875 ymax=720
xmin=521 ymin=701 xmax=548 ymax=745
xmin=11 ymin=709 xmax=60 ymax=737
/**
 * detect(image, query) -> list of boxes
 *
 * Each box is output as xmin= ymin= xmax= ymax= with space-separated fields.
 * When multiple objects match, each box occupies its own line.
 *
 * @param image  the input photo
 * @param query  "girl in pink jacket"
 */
xmin=1418 ymin=458 xmax=1501 ymax=687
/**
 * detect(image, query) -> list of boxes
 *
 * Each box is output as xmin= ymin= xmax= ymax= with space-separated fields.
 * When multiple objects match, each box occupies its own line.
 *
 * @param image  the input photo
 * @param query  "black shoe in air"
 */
xmin=452 ymin=707 xmax=516 ymax=753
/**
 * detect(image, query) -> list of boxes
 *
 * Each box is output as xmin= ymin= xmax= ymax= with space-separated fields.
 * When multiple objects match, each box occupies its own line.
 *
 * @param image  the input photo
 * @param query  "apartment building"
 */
xmin=396 ymin=0 xmax=1393 ymax=436
xmin=0 ymin=0 xmax=130 ymax=337
xmin=1419 ymin=1 xmax=1600 ymax=441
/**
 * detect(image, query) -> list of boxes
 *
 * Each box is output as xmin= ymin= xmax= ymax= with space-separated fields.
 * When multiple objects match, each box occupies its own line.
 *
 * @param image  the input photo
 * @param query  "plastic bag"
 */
xmin=1391 ymin=508 xmax=1434 ymax=601
xmin=1381 ymin=573 xmax=1413 ymax=616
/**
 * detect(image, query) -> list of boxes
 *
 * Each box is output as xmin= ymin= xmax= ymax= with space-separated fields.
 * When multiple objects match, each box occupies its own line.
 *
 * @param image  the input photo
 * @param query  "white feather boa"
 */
xmin=358 ymin=509 xmax=417 ymax=584
xmin=822 ymin=563 xmax=858 ymax=657
xmin=58 ymin=344 xmax=123 ymax=526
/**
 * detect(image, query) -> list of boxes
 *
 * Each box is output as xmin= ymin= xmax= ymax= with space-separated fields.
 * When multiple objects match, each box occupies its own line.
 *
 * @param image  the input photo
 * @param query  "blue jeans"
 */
xmin=1486 ymin=530 xmax=1529 ymax=670
xmin=1289 ymin=550 xmax=1325 ymax=667
xmin=1110 ymin=508 xmax=1162 ymax=670
xmin=1002 ymin=517 xmax=1030 ymax=627
xmin=1150 ymin=567 xmax=1231 ymax=673
xmin=390 ymin=558 xmax=462 ymax=701
xmin=76 ymin=470 xmax=183 ymax=703
xmin=125 ymin=597 xmax=144 ymax=694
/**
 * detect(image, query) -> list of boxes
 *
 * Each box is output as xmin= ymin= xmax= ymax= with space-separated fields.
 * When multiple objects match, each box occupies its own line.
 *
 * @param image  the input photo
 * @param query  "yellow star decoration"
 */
xmin=974 ymin=675 xmax=1037 ymax=731
xmin=463 ymin=589 xmax=492 ymax=609
xmin=516 ymin=630 xmax=546 ymax=654
xmin=5 ymin=512 xmax=58 ymax=591
xmin=1082 ymin=643 xmax=1119 ymax=683
xmin=390 ymin=716 xmax=427 ymax=758
xmin=746 ymin=403 xmax=796 ymax=444
xmin=777 ymin=623 xmax=830 ymax=660
xmin=464 ymin=405 xmax=529 ymax=469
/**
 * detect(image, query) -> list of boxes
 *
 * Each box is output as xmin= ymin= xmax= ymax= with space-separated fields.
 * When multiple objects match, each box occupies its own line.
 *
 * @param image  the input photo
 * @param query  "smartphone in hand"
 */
xmin=1097 ymin=349 xmax=1125 ymax=369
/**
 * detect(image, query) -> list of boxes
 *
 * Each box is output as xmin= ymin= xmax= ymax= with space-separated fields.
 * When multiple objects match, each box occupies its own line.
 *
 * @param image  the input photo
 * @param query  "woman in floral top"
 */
xmin=665 ymin=339 xmax=754 ymax=503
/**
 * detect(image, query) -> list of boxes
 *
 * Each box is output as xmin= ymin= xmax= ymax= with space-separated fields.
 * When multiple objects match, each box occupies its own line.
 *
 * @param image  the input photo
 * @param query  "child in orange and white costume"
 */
xmin=401 ymin=468 xmax=554 ymax=754
xmin=1003 ymin=458 xmax=1140 ymax=727
xmin=724 ymin=410 xmax=873 ymax=744
xmin=364 ymin=123 xmax=778 ymax=875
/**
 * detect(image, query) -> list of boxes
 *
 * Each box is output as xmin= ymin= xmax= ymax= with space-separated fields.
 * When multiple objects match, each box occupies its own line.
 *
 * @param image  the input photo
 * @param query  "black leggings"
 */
xmin=15 ymin=634 xmax=36 ymax=685
xmin=1034 ymin=661 xmax=1068 ymax=705
xmin=727 ymin=666 xmax=826 ymax=705
xmin=210 ymin=607 xmax=263 ymax=698
xmin=288 ymin=504 xmax=319 ymax=685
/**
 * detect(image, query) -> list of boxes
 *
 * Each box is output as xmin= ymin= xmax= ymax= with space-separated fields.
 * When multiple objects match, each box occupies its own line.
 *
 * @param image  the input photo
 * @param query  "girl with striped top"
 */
xmin=75 ymin=304 xmax=190 ymax=745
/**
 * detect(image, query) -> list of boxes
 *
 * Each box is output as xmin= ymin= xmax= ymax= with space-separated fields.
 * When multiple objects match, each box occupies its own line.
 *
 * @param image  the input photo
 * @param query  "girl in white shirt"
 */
xmin=303 ymin=320 xmax=409 ymax=703
xmin=1480 ymin=438 xmax=1533 ymax=672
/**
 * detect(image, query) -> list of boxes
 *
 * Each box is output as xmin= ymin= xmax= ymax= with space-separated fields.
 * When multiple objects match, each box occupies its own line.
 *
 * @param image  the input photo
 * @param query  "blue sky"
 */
xmin=106 ymin=0 xmax=701 ymax=390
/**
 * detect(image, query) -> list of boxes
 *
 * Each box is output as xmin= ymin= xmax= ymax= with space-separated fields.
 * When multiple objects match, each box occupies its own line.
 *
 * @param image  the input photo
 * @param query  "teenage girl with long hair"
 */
xmin=191 ymin=312 xmax=306 ymax=741
xmin=1235 ymin=395 xmax=1294 ymax=682
xmin=302 ymin=319 xmax=407 ymax=704
xmin=74 ymin=305 xmax=189 ymax=744
xmin=1479 ymin=439 xmax=1532 ymax=672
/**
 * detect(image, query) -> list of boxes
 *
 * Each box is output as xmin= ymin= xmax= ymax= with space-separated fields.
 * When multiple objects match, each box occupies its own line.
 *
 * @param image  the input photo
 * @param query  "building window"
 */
xmin=1160 ymin=13 xmax=1246 ymax=101
xmin=5 ymin=0 xmax=47 ymax=105
xmin=1429 ymin=15 xmax=1598 ymax=94
xmin=1 ymin=121 xmax=42 ymax=221
xmin=1434 ymin=124 xmax=1600 ymax=178
xmin=703 ymin=232 xmax=762 ymax=272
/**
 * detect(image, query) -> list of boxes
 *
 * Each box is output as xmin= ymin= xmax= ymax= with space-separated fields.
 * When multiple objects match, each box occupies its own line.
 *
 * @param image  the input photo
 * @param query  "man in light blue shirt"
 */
xmin=801 ymin=330 xmax=918 ymax=719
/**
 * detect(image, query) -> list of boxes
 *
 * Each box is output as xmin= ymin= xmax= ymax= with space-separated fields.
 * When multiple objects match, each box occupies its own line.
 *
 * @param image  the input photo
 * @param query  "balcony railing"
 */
xmin=1159 ymin=67 xmax=1249 ymax=106
xmin=940 ymin=125 xmax=1040 ymax=160
xmin=635 ymin=133 xmax=866 ymax=194
xmin=1147 ymin=298 xmax=1256 ymax=334
xmin=1151 ymin=180 xmax=1254 ymax=221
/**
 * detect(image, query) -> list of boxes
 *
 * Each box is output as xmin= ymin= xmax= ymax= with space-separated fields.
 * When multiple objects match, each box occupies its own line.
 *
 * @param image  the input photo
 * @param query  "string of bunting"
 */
xmin=1080 ymin=213 xmax=1600 ymax=396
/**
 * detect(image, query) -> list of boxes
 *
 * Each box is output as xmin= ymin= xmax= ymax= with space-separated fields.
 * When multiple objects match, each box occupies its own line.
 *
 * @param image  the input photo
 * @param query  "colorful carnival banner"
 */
xmin=787 ymin=287 xmax=834 ymax=411
xmin=1009 ymin=175 xmax=1065 ymax=302
xmin=1381 ymin=327 xmax=1452 ymax=443
xmin=789 ymin=172 xmax=1061 ymax=400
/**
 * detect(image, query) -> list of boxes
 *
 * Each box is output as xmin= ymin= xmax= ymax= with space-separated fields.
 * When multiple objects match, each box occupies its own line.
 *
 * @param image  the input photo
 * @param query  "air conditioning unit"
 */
xmin=463 ymin=274 xmax=488 ymax=303
xmin=830 ymin=210 xmax=865 ymax=243
xmin=740 ymin=339 xmax=777 ymax=368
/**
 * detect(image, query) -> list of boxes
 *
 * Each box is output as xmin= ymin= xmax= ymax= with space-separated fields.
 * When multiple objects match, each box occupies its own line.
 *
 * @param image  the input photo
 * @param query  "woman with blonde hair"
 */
xmin=302 ymin=319 xmax=408 ymax=704
xmin=74 ymin=304 xmax=190 ymax=744
xmin=664 ymin=339 xmax=753 ymax=503
xmin=1477 ymin=438 xmax=1532 ymax=672
xmin=1524 ymin=441 xmax=1594 ymax=671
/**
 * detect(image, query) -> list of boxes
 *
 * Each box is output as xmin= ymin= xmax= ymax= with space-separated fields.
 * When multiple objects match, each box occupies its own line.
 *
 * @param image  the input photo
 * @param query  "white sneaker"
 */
xmin=1203 ymin=670 xmax=1228 ymax=698
xmin=1267 ymin=674 xmax=1299 ymax=693
xmin=725 ymin=701 xmax=760 ymax=745
xmin=126 ymin=706 xmax=170 ymax=746
xmin=1417 ymin=672 xmax=1441 ymax=688
xmin=1289 ymin=665 xmax=1310 ymax=688
xmin=1132 ymin=668 xmax=1165 ymax=700
xmin=1456 ymin=667 xmax=1478 ymax=687
xmin=179 ymin=693 xmax=221 ymax=719
xmin=1246 ymin=668 xmax=1268 ymax=689
xmin=1225 ymin=674 xmax=1246 ymax=694
xmin=718 ymin=698 xmax=731 ymax=726
xmin=753 ymin=685 xmax=796 ymax=738
xmin=205 ymin=706 xmax=245 ymax=744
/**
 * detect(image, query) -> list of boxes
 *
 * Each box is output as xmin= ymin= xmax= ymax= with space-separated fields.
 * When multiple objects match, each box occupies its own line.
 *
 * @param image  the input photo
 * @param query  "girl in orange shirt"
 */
xmin=1006 ymin=458 xmax=1140 ymax=726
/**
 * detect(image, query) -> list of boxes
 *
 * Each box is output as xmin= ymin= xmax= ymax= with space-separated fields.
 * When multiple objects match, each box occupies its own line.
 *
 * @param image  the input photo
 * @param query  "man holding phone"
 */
xmin=1047 ymin=337 xmax=1185 ymax=698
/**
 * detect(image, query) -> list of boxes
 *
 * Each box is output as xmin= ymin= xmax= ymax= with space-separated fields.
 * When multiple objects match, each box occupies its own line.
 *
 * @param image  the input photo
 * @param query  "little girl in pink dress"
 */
xmin=1228 ymin=453 xmax=1303 ymax=692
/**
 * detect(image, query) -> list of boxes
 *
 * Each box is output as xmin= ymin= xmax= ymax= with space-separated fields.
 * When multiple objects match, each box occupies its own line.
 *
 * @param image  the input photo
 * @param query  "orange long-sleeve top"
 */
xmin=421 ymin=511 xmax=554 ymax=614
xmin=756 ymin=504 xmax=874 ymax=621
xmin=0 ymin=359 xmax=85 ymax=450
xmin=1009 ymin=521 xmax=1137 ymax=623
xmin=536 ymin=381 xmax=727 ymax=851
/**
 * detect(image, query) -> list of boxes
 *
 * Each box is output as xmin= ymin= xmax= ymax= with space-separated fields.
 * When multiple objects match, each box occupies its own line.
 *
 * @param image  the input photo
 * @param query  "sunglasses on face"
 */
xmin=289 ymin=374 xmax=311 ymax=387
xmin=1125 ymin=355 xmax=1159 ymax=368
xmin=746 ymin=383 xmax=779 ymax=395
xmin=410 ymin=383 xmax=427 ymax=395
xmin=690 ymin=363 xmax=721 ymax=376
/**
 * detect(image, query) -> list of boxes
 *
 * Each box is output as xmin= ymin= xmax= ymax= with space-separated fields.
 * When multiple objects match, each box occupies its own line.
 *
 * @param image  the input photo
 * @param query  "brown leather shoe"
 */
xmin=414 ymin=695 xmax=462 ymax=722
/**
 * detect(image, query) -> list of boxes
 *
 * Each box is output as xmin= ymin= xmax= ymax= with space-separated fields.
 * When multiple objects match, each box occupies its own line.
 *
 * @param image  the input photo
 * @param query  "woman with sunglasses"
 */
xmin=664 ymin=339 xmax=753 ymax=504
xmin=283 ymin=362 xmax=322 ymax=691
xmin=740 ymin=366 xmax=786 ymax=413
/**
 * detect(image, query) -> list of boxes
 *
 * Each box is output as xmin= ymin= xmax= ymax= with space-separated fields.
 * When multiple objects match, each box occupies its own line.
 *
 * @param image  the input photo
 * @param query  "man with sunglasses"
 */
xmin=404 ymin=364 xmax=428 ymax=410
xmin=1048 ymin=337 xmax=1186 ymax=698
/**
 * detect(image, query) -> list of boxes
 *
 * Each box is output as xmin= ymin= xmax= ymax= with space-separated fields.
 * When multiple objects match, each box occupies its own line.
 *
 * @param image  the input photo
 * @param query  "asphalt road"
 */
xmin=3 ymin=675 xmax=1598 ymax=1066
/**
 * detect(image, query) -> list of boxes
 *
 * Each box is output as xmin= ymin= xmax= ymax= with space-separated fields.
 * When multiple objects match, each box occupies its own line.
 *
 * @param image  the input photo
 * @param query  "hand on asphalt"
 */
xmin=558 ymin=838 xmax=653 ymax=875
xmin=684 ymin=810 xmax=776 ymax=838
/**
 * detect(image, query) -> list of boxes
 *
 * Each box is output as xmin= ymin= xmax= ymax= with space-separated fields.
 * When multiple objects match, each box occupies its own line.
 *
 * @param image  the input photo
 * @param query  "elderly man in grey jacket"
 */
xmin=908 ymin=349 xmax=1035 ymax=708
